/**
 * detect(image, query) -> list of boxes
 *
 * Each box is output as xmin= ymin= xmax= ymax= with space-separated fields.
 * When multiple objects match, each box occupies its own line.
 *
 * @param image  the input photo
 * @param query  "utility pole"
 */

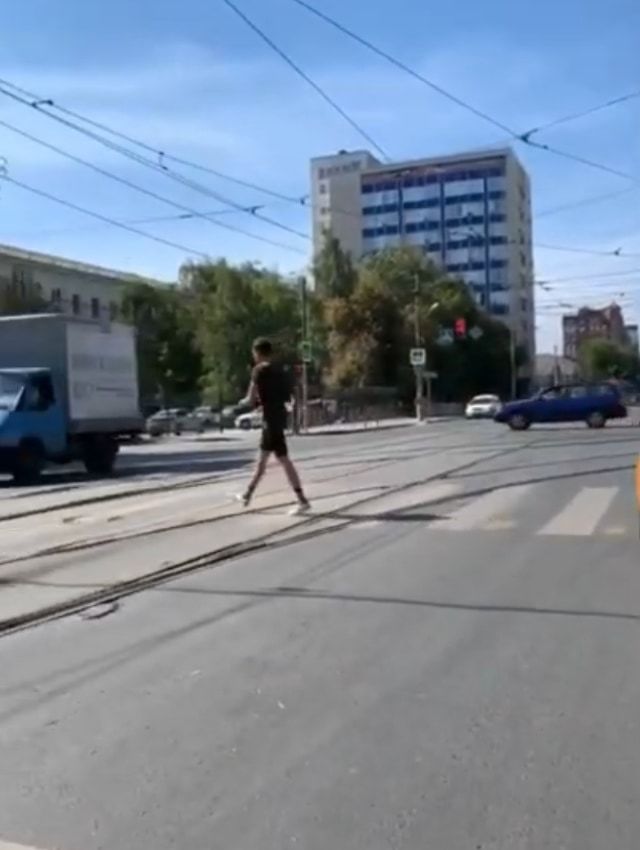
xmin=413 ymin=275 xmax=424 ymax=422
xmin=299 ymin=276 xmax=309 ymax=432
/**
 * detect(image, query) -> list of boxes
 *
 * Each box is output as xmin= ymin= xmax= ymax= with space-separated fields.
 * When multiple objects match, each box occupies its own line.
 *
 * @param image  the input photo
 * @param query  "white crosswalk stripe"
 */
xmin=537 ymin=487 xmax=618 ymax=537
xmin=0 ymin=842 xmax=48 ymax=849
xmin=421 ymin=483 xmax=632 ymax=539
xmin=430 ymin=484 xmax=533 ymax=532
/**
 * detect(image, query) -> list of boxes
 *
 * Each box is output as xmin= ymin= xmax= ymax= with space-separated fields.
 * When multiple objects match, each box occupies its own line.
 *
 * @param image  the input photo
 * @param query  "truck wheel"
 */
xmin=12 ymin=440 xmax=44 ymax=484
xmin=83 ymin=437 xmax=117 ymax=476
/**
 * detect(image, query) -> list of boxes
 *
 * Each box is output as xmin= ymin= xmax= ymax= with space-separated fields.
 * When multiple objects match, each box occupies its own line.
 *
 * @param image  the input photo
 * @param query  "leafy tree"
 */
xmin=578 ymin=337 xmax=639 ymax=380
xmin=0 ymin=284 xmax=47 ymax=316
xmin=313 ymin=231 xmax=357 ymax=298
xmin=121 ymin=282 xmax=201 ymax=408
xmin=323 ymin=246 xmax=513 ymax=401
xmin=182 ymin=260 xmax=305 ymax=404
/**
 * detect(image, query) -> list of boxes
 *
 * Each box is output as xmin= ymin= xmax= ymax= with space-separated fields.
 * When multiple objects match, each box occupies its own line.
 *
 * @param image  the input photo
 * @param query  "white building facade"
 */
xmin=0 ymin=243 xmax=162 ymax=321
xmin=310 ymin=147 xmax=535 ymax=362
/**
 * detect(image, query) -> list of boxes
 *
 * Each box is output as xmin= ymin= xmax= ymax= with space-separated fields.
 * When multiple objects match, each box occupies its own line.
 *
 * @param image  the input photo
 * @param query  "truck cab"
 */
xmin=0 ymin=368 xmax=67 ymax=481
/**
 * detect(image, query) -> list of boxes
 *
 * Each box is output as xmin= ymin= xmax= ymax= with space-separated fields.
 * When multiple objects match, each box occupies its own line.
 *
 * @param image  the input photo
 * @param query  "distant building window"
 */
xmin=110 ymin=302 xmax=119 ymax=320
xmin=319 ymin=183 xmax=327 ymax=195
xmin=91 ymin=297 xmax=100 ymax=319
xmin=318 ymin=168 xmax=326 ymax=179
xmin=51 ymin=288 xmax=62 ymax=310
xmin=72 ymin=294 xmax=81 ymax=315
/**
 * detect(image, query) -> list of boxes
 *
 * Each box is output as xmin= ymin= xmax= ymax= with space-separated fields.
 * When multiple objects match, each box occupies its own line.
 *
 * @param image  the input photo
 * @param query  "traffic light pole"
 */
xmin=414 ymin=276 xmax=424 ymax=422
xmin=300 ymin=276 xmax=309 ymax=432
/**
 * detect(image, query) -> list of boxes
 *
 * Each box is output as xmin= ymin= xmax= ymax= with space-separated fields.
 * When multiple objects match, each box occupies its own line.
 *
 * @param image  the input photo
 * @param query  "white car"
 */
xmin=235 ymin=410 xmax=263 ymax=430
xmin=465 ymin=394 xmax=501 ymax=419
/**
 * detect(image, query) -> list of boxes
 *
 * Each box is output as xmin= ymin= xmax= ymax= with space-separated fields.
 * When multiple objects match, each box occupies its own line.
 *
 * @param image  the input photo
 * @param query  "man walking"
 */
xmin=237 ymin=338 xmax=310 ymax=515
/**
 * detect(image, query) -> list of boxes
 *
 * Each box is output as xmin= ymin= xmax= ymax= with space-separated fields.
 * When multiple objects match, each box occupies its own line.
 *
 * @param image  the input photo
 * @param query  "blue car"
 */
xmin=495 ymin=383 xmax=627 ymax=430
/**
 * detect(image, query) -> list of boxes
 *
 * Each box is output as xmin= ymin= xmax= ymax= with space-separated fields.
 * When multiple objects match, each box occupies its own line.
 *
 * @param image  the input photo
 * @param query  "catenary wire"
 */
xmin=289 ymin=0 xmax=640 ymax=184
xmin=0 ymin=174 xmax=212 ymax=258
xmin=0 ymin=117 xmax=307 ymax=255
xmin=221 ymin=0 xmax=390 ymax=161
xmin=0 ymin=83 xmax=309 ymax=242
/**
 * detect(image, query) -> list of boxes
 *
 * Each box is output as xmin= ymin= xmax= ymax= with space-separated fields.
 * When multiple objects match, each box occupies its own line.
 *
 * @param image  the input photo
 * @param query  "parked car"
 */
xmin=494 ymin=383 xmax=627 ymax=430
xmin=193 ymin=406 xmax=220 ymax=429
xmin=465 ymin=394 xmax=501 ymax=419
xmin=146 ymin=408 xmax=204 ymax=437
xmin=235 ymin=410 xmax=263 ymax=430
xmin=220 ymin=402 xmax=252 ymax=429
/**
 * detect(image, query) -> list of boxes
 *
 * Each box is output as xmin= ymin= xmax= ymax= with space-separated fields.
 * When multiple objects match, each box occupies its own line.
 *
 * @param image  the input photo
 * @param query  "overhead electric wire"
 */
xmin=290 ymin=0 xmax=640 ymax=184
xmin=0 ymin=116 xmax=306 ymax=255
xmin=0 ymin=205 xmax=276 ymax=240
xmin=535 ymin=187 xmax=636 ymax=218
xmin=0 ymin=77 xmax=302 ymax=205
xmin=539 ymin=266 xmax=640 ymax=285
xmin=220 ymin=0 xmax=390 ymax=161
xmin=3 ymin=75 xmax=634 ymax=250
xmin=534 ymin=242 xmax=640 ymax=259
xmin=0 ymin=174 xmax=211 ymax=258
xmin=289 ymin=0 xmax=518 ymax=138
xmin=0 ymin=83 xmax=308 ymax=242
xmin=520 ymin=89 xmax=640 ymax=139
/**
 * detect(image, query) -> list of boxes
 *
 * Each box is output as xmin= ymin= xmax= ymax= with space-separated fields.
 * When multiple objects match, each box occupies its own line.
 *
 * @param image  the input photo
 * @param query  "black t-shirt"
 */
xmin=253 ymin=362 xmax=290 ymax=428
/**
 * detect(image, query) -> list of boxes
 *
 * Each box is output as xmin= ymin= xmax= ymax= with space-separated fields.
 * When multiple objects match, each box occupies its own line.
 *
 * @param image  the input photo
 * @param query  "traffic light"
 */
xmin=454 ymin=317 xmax=467 ymax=338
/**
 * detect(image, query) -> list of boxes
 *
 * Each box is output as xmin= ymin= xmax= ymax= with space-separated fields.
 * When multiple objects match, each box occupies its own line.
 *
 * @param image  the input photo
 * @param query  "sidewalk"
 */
xmin=299 ymin=415 xmax=461 ymax=436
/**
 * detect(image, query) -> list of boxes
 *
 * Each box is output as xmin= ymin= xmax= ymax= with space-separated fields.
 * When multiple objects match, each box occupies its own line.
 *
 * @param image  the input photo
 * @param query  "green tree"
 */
xmin=313 ymin=231 xmax=358 ymax=298
xmin=578 ymin=337 xmax=639 ymax=380
xmin=121 ymin=282 xmax=201 ymax=408
xmin=0 ymin=284 xmax=47 ymax=316
xmin=324 ymin=246 xmax=513 ymax=401
xmin=182 ymin=260 xmax=304 ymax=404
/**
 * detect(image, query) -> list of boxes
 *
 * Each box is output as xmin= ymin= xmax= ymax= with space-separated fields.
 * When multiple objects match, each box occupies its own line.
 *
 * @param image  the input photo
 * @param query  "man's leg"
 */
xmin=273 ymin=431 xmax=309 ymax=510
xmin=240 ymin=450 xmax=270 ymax=507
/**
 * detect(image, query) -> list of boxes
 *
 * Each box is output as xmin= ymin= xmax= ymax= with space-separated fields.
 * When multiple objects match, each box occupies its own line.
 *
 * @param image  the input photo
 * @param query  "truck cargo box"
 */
xmin=0 ymin=314 xmax=142 ymax=434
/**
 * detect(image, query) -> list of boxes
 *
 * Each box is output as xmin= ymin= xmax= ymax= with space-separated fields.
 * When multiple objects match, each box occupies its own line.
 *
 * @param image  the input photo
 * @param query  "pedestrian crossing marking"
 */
xmin=483 ymin=517 xmax=516 ymax=531
xmin=538 ymin=487 xmax=617 ymax=537
xmin=0 ymin=842 xmax=48 ymax=849
xmin=603 ymin=525 xmax=627 ymax=536
xmin=430 ymin=484 xmax=533 ymax=532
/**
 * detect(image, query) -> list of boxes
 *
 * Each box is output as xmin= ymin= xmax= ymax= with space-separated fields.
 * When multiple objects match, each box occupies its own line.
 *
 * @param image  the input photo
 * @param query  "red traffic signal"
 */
xmin=454 ymin=317 xmax=467 ymax=338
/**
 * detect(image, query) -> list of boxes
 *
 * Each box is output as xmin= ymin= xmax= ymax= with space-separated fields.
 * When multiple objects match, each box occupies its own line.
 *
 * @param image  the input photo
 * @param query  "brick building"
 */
xmin=562 ymin=303 xmax=628 ymax=360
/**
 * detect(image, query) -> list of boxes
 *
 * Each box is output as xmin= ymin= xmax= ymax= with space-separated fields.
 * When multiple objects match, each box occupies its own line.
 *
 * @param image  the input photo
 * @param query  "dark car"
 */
xmin=495 ymin=383 xmax=627 ymax=430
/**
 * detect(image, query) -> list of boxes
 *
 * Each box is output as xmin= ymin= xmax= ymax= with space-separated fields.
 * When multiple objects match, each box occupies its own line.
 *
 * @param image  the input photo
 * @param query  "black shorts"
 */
xmin=260 ymin=423 xmax=288 ymax=457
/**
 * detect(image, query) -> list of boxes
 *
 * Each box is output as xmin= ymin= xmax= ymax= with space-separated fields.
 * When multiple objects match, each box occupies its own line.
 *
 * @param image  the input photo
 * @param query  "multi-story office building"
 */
xmin=310 ymin=146 xmax=535 ymax=360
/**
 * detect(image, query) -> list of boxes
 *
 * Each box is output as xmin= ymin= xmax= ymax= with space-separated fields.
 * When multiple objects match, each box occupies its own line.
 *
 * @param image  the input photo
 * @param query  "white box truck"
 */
xmin=0 ymin=314 xmax=143 ymax=482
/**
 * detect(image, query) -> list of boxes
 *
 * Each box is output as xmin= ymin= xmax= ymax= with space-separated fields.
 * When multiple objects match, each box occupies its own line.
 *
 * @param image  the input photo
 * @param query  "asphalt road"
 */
xmin=1 ymin=420 xmax=639 ymax=849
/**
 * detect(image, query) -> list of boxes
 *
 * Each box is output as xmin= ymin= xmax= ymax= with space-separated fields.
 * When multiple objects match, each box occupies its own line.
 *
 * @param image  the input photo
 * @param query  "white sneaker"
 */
xmin=288 ymin=501 xmax=311 ymax=516
xmin=235 ymin=493 xmax=251 ymax=509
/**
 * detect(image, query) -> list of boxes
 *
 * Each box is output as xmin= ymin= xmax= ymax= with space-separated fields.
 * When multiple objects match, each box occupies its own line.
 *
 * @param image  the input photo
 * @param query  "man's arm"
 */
xmin=240 ymin=366 xmax=261 ymax=408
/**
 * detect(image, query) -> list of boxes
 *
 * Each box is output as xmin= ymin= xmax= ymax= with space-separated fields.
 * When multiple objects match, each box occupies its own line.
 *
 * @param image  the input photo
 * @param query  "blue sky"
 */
xmin=1 ymin=0 xmax=639 ymax=351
